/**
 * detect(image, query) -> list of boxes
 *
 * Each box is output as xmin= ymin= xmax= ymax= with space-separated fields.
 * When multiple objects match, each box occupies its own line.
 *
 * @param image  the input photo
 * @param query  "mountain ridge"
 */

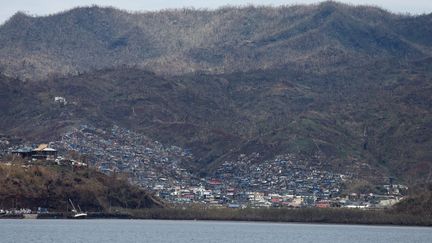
xmin=0 ymin=2 xmax=431 ymax=80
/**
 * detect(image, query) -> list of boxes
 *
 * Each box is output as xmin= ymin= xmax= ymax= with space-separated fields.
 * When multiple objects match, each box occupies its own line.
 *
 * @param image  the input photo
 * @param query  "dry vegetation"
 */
xmin=0 ymin=163 xmax=165 ymax=211
xmin=0 ymin=2 xmax=431 ymax=185
xmin=0 ymin=53 xmax=432 ymax=183
xmin=126 ymin=207 xmax=432 ymax=226
xmin=0 ymin=2 xmax=431 ymax=80
xmin=393 ymin=184 xmax=432 ymax=217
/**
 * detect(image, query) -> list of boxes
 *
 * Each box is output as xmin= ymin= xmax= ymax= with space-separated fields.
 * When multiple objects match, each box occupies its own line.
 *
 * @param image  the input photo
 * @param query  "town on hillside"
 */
xmin=0 ymin=125 xmax=407 ymax=210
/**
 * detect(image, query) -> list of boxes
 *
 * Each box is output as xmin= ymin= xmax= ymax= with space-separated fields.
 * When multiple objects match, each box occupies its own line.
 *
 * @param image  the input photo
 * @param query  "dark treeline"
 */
xmin=28 ymin=207 xmax=432 ymax=226
xmin=125 ymin=208 xmax=432 ymax=226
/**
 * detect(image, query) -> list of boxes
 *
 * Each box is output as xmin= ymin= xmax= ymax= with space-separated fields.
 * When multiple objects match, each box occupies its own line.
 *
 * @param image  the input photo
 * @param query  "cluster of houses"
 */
xmin=50 ymin=124 xmax=197 ymax=185
xmin=212 ymin=153 xmax=346 ymax=197
xmin=1 ymin=124 xmax=406 ymax=209
xmin=152 ymin=153 xmax=405 ymax=208
xmin=155 ymin=184 xmax=404 ymax=209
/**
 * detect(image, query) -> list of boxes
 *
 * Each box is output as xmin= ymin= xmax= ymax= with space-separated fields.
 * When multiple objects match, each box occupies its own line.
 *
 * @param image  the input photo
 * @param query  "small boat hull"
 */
xmin=73 ymin=213 xmax=87 ymax=219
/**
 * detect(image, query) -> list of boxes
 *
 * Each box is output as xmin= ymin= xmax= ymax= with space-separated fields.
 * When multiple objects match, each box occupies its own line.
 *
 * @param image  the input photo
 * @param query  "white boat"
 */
xmin=73 ymin=212 xmax=88 ymax=218
xmin=69 ymin=199 xmax=87 ymax=219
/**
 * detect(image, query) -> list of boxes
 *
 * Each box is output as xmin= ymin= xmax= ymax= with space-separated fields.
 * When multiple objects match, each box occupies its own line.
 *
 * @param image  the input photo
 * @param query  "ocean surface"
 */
xmin=1 ymin=219 xmax=431 ymax=243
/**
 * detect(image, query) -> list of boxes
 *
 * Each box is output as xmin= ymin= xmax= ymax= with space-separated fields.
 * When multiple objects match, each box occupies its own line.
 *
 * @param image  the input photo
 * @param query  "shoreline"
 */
xmin=2 ymin=217 xmax=432 ymax=228
xmin=2 ymin=208 xmax=431 ymax=227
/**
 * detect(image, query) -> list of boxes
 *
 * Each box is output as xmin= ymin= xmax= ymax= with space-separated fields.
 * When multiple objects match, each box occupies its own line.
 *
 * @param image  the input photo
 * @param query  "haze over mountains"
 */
xmin=0 ymin=1 xmax=431 ymax=183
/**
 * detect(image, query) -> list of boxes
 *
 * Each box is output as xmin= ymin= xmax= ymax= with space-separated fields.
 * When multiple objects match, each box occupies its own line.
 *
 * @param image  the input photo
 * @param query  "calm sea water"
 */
xmin=1 ymin=219 xmax=431 ymax=243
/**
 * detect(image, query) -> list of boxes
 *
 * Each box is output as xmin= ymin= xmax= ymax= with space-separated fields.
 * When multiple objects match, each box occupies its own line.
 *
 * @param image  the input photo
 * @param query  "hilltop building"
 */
xmin=12 ymin=144 xmax=57 ymax=160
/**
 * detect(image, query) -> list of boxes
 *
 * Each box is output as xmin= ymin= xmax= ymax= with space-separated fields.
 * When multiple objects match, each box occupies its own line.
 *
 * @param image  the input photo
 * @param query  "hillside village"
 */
xmin=0 ymin=1 xmax=430 ymax=219
xmin=1 ymin=124 xmax=406 ymax=209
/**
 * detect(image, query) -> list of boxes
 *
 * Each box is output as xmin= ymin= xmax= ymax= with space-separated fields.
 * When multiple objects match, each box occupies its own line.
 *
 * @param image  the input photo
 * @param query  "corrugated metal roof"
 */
xmin=12 ymin=147 xmax=33 ymax=153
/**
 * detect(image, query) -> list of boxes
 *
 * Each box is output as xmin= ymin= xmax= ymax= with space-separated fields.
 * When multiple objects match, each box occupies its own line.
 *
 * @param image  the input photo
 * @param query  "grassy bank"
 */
xmin=124 ymin=208 xmax=432 ymax=226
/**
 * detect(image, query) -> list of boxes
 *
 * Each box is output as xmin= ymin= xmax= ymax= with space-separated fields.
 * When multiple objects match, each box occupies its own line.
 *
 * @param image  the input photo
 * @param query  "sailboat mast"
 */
xmin=69 ymin=198 xmax=77 ymax=211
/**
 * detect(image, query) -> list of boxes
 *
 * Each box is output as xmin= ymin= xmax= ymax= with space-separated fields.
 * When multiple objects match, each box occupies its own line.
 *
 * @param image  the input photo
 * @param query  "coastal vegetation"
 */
xmin=114 ymin=207 xmax=431 ymax=226
xmin=126 ymin=187 xmax=432 ymax=225
xmin=393 ymin=183 xmax=432 ymax=217
xmin=0 ymin=163 xmax=164 ymax=211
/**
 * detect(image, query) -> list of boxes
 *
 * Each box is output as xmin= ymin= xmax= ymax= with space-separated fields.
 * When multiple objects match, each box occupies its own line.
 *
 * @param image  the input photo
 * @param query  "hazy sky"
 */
xmin=1 ymin=0 xmax=431 ymax=24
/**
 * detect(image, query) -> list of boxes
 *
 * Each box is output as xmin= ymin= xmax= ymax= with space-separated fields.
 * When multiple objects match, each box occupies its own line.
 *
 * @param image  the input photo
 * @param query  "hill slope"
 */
xmin=0 ymin=163 xmax=165 ymax=211
xmin=0 ymin=2 xmax=431 ymax=80
xmin=0 ymin=2 xmax=431 ymax=183
xmin=1 ymin=56 xmax=431 ymax=182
